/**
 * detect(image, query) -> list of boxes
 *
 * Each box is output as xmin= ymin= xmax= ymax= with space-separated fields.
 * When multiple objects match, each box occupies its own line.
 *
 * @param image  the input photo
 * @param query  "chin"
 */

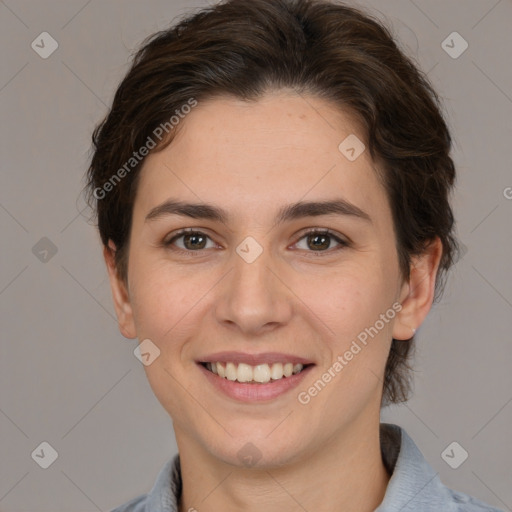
xmin=205 ymin=430 xmax=305 ymax=470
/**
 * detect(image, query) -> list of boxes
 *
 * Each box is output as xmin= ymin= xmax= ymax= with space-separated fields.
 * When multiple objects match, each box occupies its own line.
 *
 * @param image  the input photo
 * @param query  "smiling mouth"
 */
xmin=200 ymin=361 xmax=313 ymax=384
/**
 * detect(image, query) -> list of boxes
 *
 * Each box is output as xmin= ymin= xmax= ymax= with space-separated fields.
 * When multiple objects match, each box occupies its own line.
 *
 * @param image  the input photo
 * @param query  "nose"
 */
xmin=214 ymin=243 xmax=294 ymax=336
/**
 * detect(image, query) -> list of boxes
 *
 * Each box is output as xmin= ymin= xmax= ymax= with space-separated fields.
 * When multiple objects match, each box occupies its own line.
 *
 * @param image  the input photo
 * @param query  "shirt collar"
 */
xmin=145 ymin=423 xmax=449 ymax=512
xmin=146 ymin=452 xmax=181 ymax=512
xmin=376 ymin=423 xmax=453 ymax=511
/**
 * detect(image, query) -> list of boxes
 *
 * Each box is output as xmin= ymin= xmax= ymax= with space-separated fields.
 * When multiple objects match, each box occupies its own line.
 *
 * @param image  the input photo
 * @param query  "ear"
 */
xmin=392 ymin=237 xmax=443 ymax=340
xmin=103 ymin=240 xmax=137 ymax=339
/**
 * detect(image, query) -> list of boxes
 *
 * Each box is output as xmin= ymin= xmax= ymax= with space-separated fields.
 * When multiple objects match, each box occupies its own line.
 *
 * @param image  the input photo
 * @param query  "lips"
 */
xmin=197 ymin=351 xmax=314 ymax=366
xmin=195 ymin=352 xmax=315 ymax=401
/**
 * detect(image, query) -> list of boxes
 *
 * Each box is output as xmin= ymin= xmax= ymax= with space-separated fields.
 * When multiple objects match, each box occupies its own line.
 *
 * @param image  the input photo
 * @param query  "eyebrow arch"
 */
xmin=145 ymin=198 xmax=372 ymax=225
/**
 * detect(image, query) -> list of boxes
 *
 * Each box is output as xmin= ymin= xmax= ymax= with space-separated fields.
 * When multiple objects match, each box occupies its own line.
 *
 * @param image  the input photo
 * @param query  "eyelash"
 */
xmin=162 ymin=228 xmax=349 ymax=257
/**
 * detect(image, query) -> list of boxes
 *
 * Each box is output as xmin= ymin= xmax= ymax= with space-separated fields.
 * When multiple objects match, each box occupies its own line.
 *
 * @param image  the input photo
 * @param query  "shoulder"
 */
xmin=377 ymin=424 xmax=504 ymax=512
xmin=109 ymin=493 xmax=147 ymax=512
xmin=109 ymin=454 xmax=181 ymax=512
xmin=447 ymin=488 xmax=504 ymax=511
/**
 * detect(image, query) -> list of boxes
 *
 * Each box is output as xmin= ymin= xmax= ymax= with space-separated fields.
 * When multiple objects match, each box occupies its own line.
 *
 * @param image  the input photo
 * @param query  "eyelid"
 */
xmin=163 ymin=228 xmax=219 ymax=249
xmin=163 ymin=227 xmax=349 ymax=255
xmin=293 ymin=227 xmax=348 ymax=242
xmin=291 ymin=228 xmax=349 ymax=252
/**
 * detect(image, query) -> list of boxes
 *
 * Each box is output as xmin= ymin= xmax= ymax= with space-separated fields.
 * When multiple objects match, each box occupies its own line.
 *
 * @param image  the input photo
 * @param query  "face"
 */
xmin=106 ymin=91 xmax=439 ymax=468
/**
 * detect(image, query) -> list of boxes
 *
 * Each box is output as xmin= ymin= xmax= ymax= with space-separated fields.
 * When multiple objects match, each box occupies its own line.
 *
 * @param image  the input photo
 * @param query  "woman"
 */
xmin=86 ymin=0 xmax=503 ymax=510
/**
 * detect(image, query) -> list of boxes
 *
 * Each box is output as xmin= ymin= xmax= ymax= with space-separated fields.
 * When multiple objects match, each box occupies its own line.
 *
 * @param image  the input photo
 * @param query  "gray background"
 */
xmin=1 ymin=0 xmax=511 ymax=510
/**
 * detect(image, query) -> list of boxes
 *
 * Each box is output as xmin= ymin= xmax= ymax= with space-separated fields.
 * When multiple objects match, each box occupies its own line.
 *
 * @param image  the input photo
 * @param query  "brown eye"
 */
xmin=165 ymin=230 xmax=214 ymax=251
xmin=307 ymin=232 xmax=331 ymax=250
xmin=294 ymin=229 xmax=348 ymax=253
xmin=181 ymin=232 xmax=207 ymax=250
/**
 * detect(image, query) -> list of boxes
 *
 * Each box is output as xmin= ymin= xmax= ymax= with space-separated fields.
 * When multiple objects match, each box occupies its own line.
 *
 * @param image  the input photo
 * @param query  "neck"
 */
xmin=176 ymin=418 xmax=390 ymax=512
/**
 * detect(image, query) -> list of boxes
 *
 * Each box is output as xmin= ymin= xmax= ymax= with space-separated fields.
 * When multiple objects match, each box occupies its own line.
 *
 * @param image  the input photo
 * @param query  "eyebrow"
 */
xmin=145 ymin=198 xmax=372 ymax=225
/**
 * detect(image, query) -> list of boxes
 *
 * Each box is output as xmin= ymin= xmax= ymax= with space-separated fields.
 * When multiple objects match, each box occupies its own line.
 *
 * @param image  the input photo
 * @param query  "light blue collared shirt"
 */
xmin=111 ymin=423 xmax=503 ymax=511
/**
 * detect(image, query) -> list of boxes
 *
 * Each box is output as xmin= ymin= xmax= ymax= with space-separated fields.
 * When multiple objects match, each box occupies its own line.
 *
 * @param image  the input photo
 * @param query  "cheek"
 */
xmin=127 ymin=265 xmax=209 ymax=415
xmin=128 ymin=260 xmax=216 ymax=353
xmin=301 ymin=262 xmax=398 ymax=406
xmin=302 ymin=263 xmax=394 ymax=342
xmin=129 ymin=250 xmax=398 ymax=348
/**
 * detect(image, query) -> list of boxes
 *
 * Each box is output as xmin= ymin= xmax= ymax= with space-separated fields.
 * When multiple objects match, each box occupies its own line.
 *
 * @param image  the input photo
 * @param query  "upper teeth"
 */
xmin=205 ymin=362 xmax=304 ymax=383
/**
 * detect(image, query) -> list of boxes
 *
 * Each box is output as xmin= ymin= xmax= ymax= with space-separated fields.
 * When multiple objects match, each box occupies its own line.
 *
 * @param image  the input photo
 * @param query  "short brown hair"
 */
xmin=86 ymin=0 xmax=459 ymax=406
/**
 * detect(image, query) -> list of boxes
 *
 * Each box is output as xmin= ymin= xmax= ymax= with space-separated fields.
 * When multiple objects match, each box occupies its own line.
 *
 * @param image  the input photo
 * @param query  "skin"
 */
xmin=105 ymin=90 xmax=442 ymax=512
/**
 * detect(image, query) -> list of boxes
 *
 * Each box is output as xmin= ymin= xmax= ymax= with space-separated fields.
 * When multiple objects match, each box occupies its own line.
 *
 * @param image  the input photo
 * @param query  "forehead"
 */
xmin=134 ymin=92 xmax=390 ymax=225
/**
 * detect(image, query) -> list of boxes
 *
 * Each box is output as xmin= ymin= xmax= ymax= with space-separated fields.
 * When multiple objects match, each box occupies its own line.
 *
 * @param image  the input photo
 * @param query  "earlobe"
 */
xmin=392 ymin=238 xmax=443 ymax=341
xmin=103 ymin=241 xmax=137 ymax=339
